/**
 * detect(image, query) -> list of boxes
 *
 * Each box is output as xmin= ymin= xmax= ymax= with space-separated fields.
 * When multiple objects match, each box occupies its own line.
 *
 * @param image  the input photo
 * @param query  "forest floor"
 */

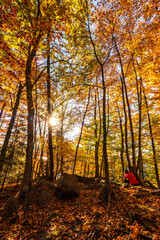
xmin=0 ymin=182 xmax=160 ymax=240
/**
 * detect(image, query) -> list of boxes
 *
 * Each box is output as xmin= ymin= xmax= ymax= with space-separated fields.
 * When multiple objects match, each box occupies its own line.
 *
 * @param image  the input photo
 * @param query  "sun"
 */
xmin=49 ymin=117 xmax=58 ymax=126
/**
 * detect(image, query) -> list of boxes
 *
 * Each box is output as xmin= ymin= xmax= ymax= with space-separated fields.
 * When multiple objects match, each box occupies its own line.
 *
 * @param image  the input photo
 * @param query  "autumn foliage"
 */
xmin=0 ymin=0 xmax=160 ymax=238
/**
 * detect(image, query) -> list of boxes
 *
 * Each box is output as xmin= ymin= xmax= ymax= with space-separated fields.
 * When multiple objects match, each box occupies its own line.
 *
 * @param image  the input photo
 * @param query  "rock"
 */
xmin=82 ymin=183 xmax=102 ymax=190
xmin=25 ymin=191 xmax=37 ymax=206
xmin=38 ymin=190 xmax=52 ymax=205
xmin=2 ymin=196 xmax=18 ymax=220
xmin=33 ymin=180 xmax=55 ymax=192
xmin=99 ymin=184 xmax=110 ymax=199
xmin=56 ymin=173 xmax=80 ymax=198
xmin=17 ymin=185 xmax=30 ymax=199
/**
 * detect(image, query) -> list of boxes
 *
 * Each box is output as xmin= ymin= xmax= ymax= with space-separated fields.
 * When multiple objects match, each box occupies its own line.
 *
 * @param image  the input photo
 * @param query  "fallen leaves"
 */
xmin=0 ymin=183 xmax=160 ymax=239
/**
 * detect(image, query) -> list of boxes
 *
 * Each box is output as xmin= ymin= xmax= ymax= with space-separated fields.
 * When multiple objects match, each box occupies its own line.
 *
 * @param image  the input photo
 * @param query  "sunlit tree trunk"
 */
xmin=73 ymin=88 xmax=91 ymax=174
xmin=142 ymin=82 xmax=160 ymax=188
xmin=133 ymin=61 xmax=143 ymax=178
xmin=0 ymin=83 xmax=23 ymax=173
xmin=33 ymin=58 xmax=38 ymax=166
xmin=116 ymin=101 xmax=124 ymax=175
xmin=55 ymin=132 xmax=59 ymax=179
xmin=94 ymin=86 xmax=99 ymax=178
xmin=101 ymin=65 xmax=110 ymax=200
xmin=47 ymin=30 xmax=54 ymax=181
xmin=18 ymin=1 xmax=43 ymax=191
xmin=120 ymin=77 xmax=131 ymax=170
xmin=114 ymin=38 xmax=136 ymax=173
xmin=23 ymin=53 xmax=35 ymax=188
xmin=39 ymin=119 xmax=46 ymax=177
xmin=86 ymin=11 xmax=111 ymax=201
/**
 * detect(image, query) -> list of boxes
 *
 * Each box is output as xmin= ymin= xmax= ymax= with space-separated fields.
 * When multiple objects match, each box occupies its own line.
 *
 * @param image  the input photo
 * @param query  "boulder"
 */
xmin=2 ymin=196 xmax=18 ymax=220
xmin=38 ymin=190 xmax=52 ymax=205
xmin=56 ymin=173 xmax=80 ymax=198
xmin=33 ymin=180 xmax=55 ymax=192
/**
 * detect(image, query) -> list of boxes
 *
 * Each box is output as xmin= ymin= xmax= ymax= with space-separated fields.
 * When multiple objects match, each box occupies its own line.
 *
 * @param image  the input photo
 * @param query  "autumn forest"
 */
xmin=0 ymin=0 xmax=160 ymax=239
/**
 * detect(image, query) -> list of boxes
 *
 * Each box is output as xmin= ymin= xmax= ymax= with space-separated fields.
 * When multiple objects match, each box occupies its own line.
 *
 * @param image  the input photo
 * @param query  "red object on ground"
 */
xmin=124 ymin=173 xmax=139 ymax=185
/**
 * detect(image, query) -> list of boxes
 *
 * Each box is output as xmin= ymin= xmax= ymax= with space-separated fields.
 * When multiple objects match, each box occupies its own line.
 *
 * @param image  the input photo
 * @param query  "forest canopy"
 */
xmin=0 ymin=0 xmax=160 ymax=192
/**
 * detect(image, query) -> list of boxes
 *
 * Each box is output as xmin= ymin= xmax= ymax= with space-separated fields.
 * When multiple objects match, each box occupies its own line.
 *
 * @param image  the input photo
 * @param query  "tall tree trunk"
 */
xmin=133 ymin=61 xmax=143 ymax=178
xmin=101 ymin=65 xmax=110 ymax=201
xmin=22 ymin=19 xmax=42 ymax=190
xmin=87 ymin=11 xmax=111 ymax=202
xmin=73 ymin=88 xmax=91 ymax=174
xmin=120 ymin=77 xmax=131 ymax=170
xmin=34 ymin=58 xmax=38 ymax=164
xmin=47 ymin=30 xmax=54 ymax=181
xmin=142 ymin=82 xmax=160 ymax=188
xmin=23 ymin=56 xmax=34 ymax=188
xmin=60 ymin=105 xmax=66 ymax=176
xmin=22 ymin=1 xmax=42 ymax=189
xmin=94 ymin=86 xmax=99 ymax=178
xmin=106 ymin=88 xmax=110 ymax=164
xmin=39 ymin=119 xmax=46 ymax=177
xmin=114 ymin=38 xmax=136 ymax=173
xmin=0 ymin=83 xmax=23 ymax=173
xmin=116 ymin=101 xmax=124 ymax=175
xmin=55 ymin=133 xmax=59 ymax=179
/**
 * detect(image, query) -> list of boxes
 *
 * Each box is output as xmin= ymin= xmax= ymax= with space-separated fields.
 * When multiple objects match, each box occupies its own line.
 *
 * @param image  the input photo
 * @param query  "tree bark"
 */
xmin=133 ymin=61 xmax=143 ymax=178
xmin=22 ymin=0 xmax=42 ymax=188
xmin=0 ymin=83 xmax=23 ymax=173
xmin=73 ymin=88 xmax=91 ymax=174
xmin=120 ymin=77 xmax=131 ymax=170
xmin=94 ymin=85 xmax=99 ymax=178
xmin=142 ymin=82 xmax=160 ymax=188
xmin=87 ymin=10 xmax=111 ymax=202
xmin=39 ymin=119 xmax=46 ymax=177
xmin=23 ymin=56 xmax=34 ymax=188
xmin=47 ymin=30 xmax=54 ymax=181
xmin=101 ymin=65 xmax=110 ymax=201
xmin=116 ymin=101 xmax=124 ymax=175
xmin=114 ymin=38 xmax=136 ymax=173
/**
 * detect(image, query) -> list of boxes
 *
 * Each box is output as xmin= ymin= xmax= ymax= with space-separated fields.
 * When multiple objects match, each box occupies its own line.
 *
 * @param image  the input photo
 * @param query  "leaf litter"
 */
xmin=0 ymin=183 xmax=160 ymax=239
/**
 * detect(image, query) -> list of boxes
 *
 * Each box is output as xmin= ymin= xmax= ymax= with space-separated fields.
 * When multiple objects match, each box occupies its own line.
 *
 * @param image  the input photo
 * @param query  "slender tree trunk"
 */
xmin=116 ymin=101 xmax=124 ymax=175
xmin=0 ymin=140 xmax=16 ymax=194
xmin=101 ymin=65 xmax=110 ymax=201
xmin=106 ymin=88 xmax=110 ymax=165
xmin=97 ymin=88 xmax=102 ymax=178
xmin=94 ymin=86 xmax=99 ymax=178
xmin=138 ymin=79 xmax=143 ymax=178
xmin=87 ymin=12 xmax=111 ymax=202
xmin=114 ymin=38 xmax=136 ymax=173
xmin=120 ymin=77 xmax=131 ymax=170
xmin=133 ymin=62 xmax=143 ymax=178
xmin=60 ymin=106 xmax=66 ymax=176
xmin=22 ymin=21 xmax=42 ymax=190
xmin=34 ymin=59 xmax=38 ymax=163
xmin=47 ymin=30 xmax=54 ymax=181
xmin=142 ymin=82 xmax=160 ymax=188
xmin=0 ymin=83 xmax=23 ymax=173
xmin=73 ymin=88 xmax=91 ymax=174
xmin=122 ymin=75 xmax=136 ymax=172
xmin=39 ymin=119 xmax=46 ymax=177
xmin=55 ymin=134 xmax=59 ymax=179
xmin=23 ymin=57 xmax=34 ymax=188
